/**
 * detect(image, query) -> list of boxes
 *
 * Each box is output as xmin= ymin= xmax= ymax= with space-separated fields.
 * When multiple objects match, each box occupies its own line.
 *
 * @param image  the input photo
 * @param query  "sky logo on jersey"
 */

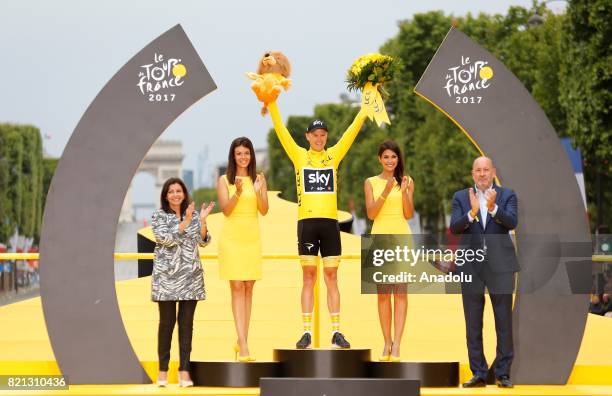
xmin=303 ymin=167 xmax=335 ymax=193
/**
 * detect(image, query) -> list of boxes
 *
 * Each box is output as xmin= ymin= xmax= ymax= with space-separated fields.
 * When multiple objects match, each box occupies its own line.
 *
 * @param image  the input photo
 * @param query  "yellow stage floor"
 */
xmin=0 ymin=192 xmax=611 ymax=394
xmin=1 ymin=385 xmax=612 ymax=396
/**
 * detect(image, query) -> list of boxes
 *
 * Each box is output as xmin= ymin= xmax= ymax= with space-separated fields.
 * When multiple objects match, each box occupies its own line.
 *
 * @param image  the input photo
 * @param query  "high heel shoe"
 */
xmin=233 ymin=343 xmax=240 ymax=361
xmin=378 ymin=344 xmax=392 ymax=362
xmin=235 ymin=342 xmax=255 ymax=362
xmin=390 ymin=343 xmax=401 ymax=362
xmin=178 ymin=371 xmax=193 ymax=387
xmin=156 ymin=371 xmax=168 ymax=387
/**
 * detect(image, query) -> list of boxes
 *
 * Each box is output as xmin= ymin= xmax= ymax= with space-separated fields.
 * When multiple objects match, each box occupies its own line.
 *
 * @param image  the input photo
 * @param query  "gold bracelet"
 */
xmin=234 ymin=192 xmax=241 ymax=199
xmin=380 ymin=195 xmax=387 ymax=201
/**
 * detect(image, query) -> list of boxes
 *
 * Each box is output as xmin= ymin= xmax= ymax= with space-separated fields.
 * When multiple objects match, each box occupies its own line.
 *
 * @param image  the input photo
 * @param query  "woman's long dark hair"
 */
xmin=378 ymin=140 xmax=404 ymax=186
xmin=226 ymin=137 xmax=257 ymax=184
xmin=160 ymin=177 xmax=190 ymax=219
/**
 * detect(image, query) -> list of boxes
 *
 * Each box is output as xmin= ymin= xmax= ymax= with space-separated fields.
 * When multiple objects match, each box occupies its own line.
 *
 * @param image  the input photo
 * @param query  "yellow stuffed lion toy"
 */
xmin=246 ymin=51 xmax=292 ymax=115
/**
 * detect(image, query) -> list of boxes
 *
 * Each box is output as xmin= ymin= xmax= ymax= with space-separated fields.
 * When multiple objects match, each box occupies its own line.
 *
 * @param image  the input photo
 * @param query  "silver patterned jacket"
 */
xmin=151 ymin=209 xmax=211 ymax=301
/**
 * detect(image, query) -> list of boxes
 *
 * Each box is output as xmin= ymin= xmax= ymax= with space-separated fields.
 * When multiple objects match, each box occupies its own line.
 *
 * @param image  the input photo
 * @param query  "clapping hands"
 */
xmin=484 ymin=188 xmax=497 ymax=211
xmin=185 ymin=201 xmax=196 ymax=221
xmin=200 ymin=201 xmax=215 ymax=220
xmin=254 ymin=173 xmax=267 ymax=195
xmin=235 ymin=178 xmax=243 ymax=196
xmin=400 ymin=175 xmax=414 ymax=194
xmin=382 ymin=177 xmax=395 ymax=199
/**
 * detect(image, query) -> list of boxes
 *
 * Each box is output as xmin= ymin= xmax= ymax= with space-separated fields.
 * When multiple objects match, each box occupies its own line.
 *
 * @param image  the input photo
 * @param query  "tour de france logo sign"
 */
xmin=443 ymin=55 xmax=494 ymax=104
xmin=137 ymin=52 xmax=187 ymax=102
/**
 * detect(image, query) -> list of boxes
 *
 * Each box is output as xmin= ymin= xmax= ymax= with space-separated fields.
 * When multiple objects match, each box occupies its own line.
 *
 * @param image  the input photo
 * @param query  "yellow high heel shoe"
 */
xmin=233 ymin=343 xmax=240 ymax=361
xmin=390 ymin=343 xmax=401 ymax=362
xmin=234 ymin=343 xmax=255 ymax=362
xmin=378 ymin=344 xmax=392 ymax=362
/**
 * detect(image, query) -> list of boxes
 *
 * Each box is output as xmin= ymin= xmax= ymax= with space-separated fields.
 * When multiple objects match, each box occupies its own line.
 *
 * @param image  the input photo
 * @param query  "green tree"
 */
xmin=380 ymin=11 xmax=479 ymax=234
xmin=192 ymin=187 xmax=220 ymax=214
xmin=266 ymin=114 xmax=311 ymax=202
xmin=0 ymin=126 xmax=24 ymax=241
xmin=42 ymin=158 xmax=58 ymax=211
xmin=380 ymin=7 xmax=570 ymax=234
xmin=0 ymin=130 xmax=10 ymax=243
xmin=20 ymin=126 xmax=43 ymax=239
xmin=559 ymin=0 xmax=612 ymax=230
xmin=0 ymin=124 xmax=48 ymax=245
xmin=266 ymin=4 xmax=610 ymax=235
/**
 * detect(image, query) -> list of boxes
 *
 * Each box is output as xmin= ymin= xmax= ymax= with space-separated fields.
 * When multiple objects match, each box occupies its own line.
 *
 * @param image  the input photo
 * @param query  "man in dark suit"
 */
xmin=450 ymin=156 xmax=519 ymax=389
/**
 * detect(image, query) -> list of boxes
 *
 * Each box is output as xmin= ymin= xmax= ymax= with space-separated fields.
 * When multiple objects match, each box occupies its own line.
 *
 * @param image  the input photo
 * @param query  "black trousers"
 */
xmin=461 ymin=263 xmax=515 ymax=380
xmin=158 ymin=300 xmax=198 ymax=371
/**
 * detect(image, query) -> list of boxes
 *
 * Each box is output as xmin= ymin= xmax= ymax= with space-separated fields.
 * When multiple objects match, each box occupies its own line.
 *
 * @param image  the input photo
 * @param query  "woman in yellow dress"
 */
xmin=364 ymin=140 xmax=414 ymax=362
xmin=217 ymin=137 xmax=269 ymax=362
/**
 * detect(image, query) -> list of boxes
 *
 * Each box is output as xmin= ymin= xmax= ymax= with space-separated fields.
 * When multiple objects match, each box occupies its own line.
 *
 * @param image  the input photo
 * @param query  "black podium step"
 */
xmin=191 ymin=352 xmax=459 ymax=388
xmin=190 ymin=361 xmax=281 ymax=387
xmin=367 ymin=361 xmax=459 ymax=387
xmin=273 ymin=348 xmax=371 ymax=377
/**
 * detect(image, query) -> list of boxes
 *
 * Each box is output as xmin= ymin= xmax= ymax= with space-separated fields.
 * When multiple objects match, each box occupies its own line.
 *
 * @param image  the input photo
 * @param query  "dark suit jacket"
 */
xmin=450 ymin=184 xmax=519 ymax=273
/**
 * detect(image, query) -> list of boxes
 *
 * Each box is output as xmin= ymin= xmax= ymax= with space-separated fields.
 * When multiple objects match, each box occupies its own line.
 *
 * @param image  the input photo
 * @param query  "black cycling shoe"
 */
xmin=331 ymin=332 xmax=351 ymax=349
xmin=296 ymin=332 xmax=312 ymax=349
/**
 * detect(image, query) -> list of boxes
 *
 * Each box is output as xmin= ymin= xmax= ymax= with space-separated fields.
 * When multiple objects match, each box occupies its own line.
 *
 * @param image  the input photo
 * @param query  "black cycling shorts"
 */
xmin=297 ymin=218 xmax=341 ymax=257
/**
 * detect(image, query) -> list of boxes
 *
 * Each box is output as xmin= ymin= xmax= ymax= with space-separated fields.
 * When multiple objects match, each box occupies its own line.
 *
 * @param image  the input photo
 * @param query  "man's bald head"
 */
xmin=472 ymin=156 xmax=494 ymax=170
xmin=472 ymin=156 xmax=496 ymax=191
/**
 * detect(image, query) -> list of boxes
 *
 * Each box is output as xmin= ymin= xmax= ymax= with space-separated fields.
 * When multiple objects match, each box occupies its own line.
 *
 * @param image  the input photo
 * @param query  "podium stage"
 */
xmin=1 ymin=193 xmax=611 ymax=395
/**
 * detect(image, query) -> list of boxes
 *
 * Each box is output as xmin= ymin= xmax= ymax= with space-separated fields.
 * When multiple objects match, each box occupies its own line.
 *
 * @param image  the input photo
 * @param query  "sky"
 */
xmin=1 ymin=0 xmax=562 ymax=212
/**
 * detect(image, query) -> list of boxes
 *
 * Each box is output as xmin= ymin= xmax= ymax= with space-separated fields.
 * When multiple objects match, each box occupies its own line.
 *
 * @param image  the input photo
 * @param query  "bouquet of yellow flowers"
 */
xmin=346 ymin=53 xmax=397 ymax=126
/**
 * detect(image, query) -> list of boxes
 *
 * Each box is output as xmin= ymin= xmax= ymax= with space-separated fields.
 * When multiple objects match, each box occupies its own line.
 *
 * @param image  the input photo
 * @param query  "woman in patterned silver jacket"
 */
xmin=151 ymin=177 xmax=215 ymax=387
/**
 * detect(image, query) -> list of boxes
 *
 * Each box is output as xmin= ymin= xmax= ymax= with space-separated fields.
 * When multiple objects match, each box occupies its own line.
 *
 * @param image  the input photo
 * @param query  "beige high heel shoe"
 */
xmin=156 ymin=371 xmax=168 ymax=387
xmin=178 ymin=371 xmax=193 ymax=387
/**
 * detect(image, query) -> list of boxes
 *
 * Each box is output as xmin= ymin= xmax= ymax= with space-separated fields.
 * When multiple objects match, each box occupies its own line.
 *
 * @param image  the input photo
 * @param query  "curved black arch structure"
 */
xmin=39 ymin=25 xmax=216 ymax=383
xmin=415 ymin=28 xmax=592 ymax=384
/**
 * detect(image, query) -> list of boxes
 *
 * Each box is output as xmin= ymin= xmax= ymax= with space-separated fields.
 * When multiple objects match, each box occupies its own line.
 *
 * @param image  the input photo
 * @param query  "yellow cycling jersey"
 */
xmin=268 ymin=101 xmax=367 ymax=220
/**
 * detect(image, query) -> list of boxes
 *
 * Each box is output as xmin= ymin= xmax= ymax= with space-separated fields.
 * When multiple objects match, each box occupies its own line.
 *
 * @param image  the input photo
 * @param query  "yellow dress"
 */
xmin=218 ymin=175 xmax=262 ymax=280
xmin=368 ymin=176 xmax=413 ymax=287
xmin=368 ymin=176 xmax=412 ymax=235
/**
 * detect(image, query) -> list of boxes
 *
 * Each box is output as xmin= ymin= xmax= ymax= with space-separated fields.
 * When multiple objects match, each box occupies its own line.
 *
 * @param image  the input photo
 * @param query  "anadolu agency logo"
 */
xmin=137 ymin=52 xmax=187 ymax=102
xmin=443 ymin=55 xmax=493 ymax=104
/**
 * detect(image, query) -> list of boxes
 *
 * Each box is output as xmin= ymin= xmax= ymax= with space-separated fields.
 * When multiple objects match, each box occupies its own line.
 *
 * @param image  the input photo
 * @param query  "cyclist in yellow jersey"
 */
xmin=268 ymin=100 xmax=367 ymax=349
